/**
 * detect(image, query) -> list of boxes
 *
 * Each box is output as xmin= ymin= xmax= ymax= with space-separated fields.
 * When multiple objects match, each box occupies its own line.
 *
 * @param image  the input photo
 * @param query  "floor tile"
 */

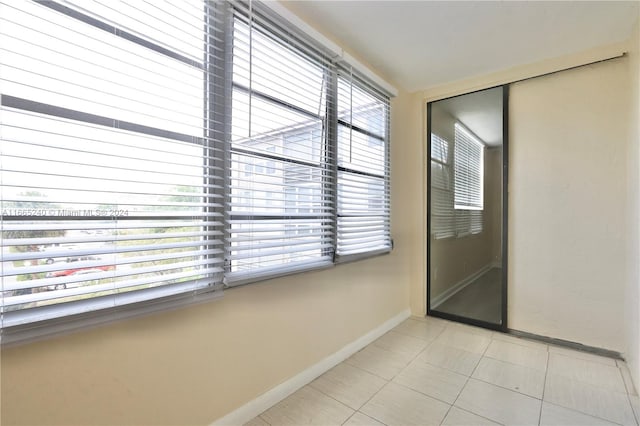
xmin=345 ymin=344 xmax=413 ymax=380
xmin=484 ymin=338 xmax=548 ymax=371
xmin=417 ymin=341 xmax=482 ymax=376
xmin=472 ymin=357 xmax=545 ymax=398
xmin=544 ymin=373 xmax=635 ymax=425
xmin=441 ymin=406 xmax=501 ymax=426
xmin=618 ymin=360 xmax=638 ymax=396
xmin=491 ymin=332 xmax=549 ymax=351
xmin=412 ymin=315 xmax=450 ymax=327
xmin=360 ymin=382 xmax=450 ymax=426
xmin=342 ymin=412 xmax=386 ymax=426
xmin=548 ymin=353 xmax=626 ymax=393
xmin=392 ymin=318 xmax=445 ymax=342
xmin=260 ymin=386 xmax=353 ymax=426
xmin=446 ymin=321 xmax=495 ymax=338
xmin=455 ymin=379 xmax=541 ymax=426
xmin=548 ymin=345 xmax=618 ymax=366
xmin=393 ymin=360 xmax=467 ymax=404
xmin=630 ymin=395 xmax=640 ymax=425
xmin=243 ymin=416 xmax=270 ymax=426
xmin=539 ymin=402 xmax=620 ymax=426
xmin=373 ymin=330 xmax=429 ymax=358
xmin=435 ymin=328 xmax=491 ymax=354
xmin=310 ymin=363 xmax=387 ymax=410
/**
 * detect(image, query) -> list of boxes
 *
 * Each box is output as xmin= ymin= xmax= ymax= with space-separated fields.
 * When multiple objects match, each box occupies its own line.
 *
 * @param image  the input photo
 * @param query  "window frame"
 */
xmin=0 ymin=0 xmax=394 ymax=343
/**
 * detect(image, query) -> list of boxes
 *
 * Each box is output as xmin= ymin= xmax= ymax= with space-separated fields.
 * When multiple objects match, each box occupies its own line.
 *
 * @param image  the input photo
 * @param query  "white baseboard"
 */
xmin=211 ymin=308 xmax=412 ymax=426
xmin=431 ymin=264 xmax=494 ymax=308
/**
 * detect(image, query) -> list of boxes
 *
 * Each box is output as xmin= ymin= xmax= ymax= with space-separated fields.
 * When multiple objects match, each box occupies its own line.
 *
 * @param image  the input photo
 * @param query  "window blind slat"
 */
xmin=1 ymin=0 xmax=393 ymax=339
xmin=225 ymin=9 xmax=334 ymax=284
xmin=1 ymin=0 xmax=225 ymax=335
xmin=335 ymin=71 xmax=391 ymax=259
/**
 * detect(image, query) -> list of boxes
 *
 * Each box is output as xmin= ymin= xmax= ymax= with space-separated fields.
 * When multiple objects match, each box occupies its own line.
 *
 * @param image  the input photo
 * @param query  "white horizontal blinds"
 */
xmin=454 ymin=123 xmax=484 ymax=210
xmin=0 ymin=0 xmax=224 ymax=328
xmin=336 ymin=69 xmax=391 ymax=258
xmin=430 ymin=134 xmax=455 ymax=238
xmin=470 ymin=210 xmax=483 ymax=234
xmin=453 ymin=122 xmax=484 ymax=236
xmin=226 ymin=2 xmax=334 ymax=283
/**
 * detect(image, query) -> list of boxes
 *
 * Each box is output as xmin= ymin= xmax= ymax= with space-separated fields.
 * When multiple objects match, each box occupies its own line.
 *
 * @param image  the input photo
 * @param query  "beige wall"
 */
xmin=0 ymin=63 xmax=419 ymax=426
xmin=410 ymin=43 xmax=633 ymax=320
xmin=412 ymin=43 xmax=637 ymax=353
xmin=625 ymin=18 xmax=640 ymax=391
xmin=508 ymin=58 xmax=630 ymax=351
xmin=395 ymin=92 xmax=427 ymax=318
xmin=2 ymin=258 xmax=410 ymax=426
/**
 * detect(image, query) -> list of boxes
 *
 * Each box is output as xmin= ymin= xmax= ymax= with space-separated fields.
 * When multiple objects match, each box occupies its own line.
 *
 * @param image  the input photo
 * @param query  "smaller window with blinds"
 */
xmin=336 ymin=73 xmax=391 ymax=260
xmin=226 ymin=9 xmax=334 ymax=285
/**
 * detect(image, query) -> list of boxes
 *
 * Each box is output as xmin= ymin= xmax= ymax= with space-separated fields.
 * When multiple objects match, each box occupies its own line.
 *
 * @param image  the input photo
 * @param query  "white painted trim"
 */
xmin=342 ymin=51 xmax=399 ymax=97
xmin=261 ymin=1 xmax=342 ymax=57
xmin=262 ymin=1 xmax=399 ymax=97
xmin=431 ymin=264 xmax=494 ymax=308
xmin=422 ymin=42 xmax=627 ymax=102
xmin=211 ymin=308 xmax=411 ymax=426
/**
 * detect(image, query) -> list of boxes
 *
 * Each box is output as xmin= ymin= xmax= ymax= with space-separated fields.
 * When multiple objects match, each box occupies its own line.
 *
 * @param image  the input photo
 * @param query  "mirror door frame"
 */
xmin=426 ymin=84 xmax=509 ymax=332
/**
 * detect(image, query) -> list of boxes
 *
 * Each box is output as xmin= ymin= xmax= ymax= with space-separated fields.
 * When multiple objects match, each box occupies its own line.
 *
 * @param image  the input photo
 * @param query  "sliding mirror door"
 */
xmin=427 ymin=86 xmax=508 ymax=330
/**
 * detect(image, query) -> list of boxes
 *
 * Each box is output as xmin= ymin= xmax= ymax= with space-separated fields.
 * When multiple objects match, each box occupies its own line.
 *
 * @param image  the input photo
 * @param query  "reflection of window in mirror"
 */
xmin=431 ymin=125 xmax=486 ymax=239
xmin=454 ymin=123 xmax=485 ymax=237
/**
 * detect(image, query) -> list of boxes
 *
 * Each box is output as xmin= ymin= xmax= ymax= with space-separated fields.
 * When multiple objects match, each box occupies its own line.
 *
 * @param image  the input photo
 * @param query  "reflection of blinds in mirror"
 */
xmin=454 ymin=123 xmax=484 ymax=210
xmin=431 ymin=129 xmax=484 ymax=239
xmin=431 ymin=134 xmax=455 ymax=239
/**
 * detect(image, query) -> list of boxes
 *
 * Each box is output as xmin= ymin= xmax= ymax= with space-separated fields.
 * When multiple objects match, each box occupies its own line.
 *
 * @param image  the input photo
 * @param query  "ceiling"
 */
xmin=282 ymin=1 xmax=639 ymax=92
xmin=436 ymin=87 xmax=503 ymax=146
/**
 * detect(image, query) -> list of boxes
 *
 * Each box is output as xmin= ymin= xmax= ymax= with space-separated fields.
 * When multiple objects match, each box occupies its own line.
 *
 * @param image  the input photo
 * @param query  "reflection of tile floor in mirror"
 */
xmin=434 ymin=267 xmax=502 ymax=324
xmin=246 ymin=317 xmax=639 ymax=426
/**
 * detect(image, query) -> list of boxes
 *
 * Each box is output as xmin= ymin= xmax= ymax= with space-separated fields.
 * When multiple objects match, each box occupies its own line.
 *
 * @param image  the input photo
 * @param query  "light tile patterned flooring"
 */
xmin=246 ymin=317 xmax=640 ymax=426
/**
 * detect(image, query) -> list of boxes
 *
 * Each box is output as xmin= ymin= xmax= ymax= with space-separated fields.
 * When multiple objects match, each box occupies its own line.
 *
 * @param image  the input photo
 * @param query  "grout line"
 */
xmin=340 ymin=412 xmax=357 ymax=426
xmin=617 ymin=363 xmax=640 ymax=426
xmin=338 ymin=321 xmax=443 ymax=423
xmin=352 ymin=381 xmax=392 ymax=426
xmin=340 ymin=358 xmax=394 ymax=383
xmin=629 ymin=394 xmax=640 ymax=426
xmin=618 ymin=360 xmax=638 ymax=395
xmin=444 ymin=406 xmax=506 ymax=426
xmin=541 ymin=401 xmax=626 ymax=426
xmin=481 ymin=352 xmax=547 ymax=373
xmin=438 ymin=334 xmax=492 ymax=425
xmin=537 ymin=350 xmax=550 ymax=426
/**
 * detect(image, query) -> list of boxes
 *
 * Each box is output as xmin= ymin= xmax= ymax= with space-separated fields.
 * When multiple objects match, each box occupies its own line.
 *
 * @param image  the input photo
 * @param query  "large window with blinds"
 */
xmin=0 ymin=0 xmax=392 ymax=340
xmin=0 ymin=0 xmax=226 ymax=338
